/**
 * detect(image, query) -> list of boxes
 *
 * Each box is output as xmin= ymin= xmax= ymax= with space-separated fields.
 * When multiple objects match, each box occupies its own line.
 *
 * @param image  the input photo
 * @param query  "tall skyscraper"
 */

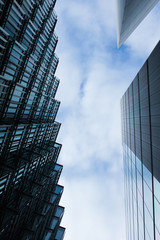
xmin=0 ymin=0 xmax=65 ymax=239
xmin=121 ymin=41 xmax=160 ymax=240
xmin=116 ymin=0 xmax=159 ymax=47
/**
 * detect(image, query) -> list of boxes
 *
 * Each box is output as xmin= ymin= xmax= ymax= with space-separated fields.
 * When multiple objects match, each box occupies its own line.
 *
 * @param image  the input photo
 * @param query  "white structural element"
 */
xmin=116 ymin=0 xmax=160 ymax=47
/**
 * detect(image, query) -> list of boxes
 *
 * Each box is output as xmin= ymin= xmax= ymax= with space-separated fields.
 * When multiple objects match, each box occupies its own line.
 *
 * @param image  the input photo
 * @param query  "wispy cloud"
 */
xmin=60 ymin=173 xmax=125 ymax=240
xmin=54 ymin=0 xmax=160 ymax=239
xmin=125 ymin=1 xmax=160 ymax=58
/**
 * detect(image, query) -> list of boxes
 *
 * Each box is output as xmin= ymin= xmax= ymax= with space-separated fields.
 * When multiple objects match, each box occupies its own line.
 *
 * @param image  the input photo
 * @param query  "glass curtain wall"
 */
xmin=0 ymin=0 xmax=65 ymax=239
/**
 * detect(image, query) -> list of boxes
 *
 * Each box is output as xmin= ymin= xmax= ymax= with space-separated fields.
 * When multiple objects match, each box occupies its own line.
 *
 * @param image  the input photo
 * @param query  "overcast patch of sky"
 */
xmin=54 ymin=0 xmax=160 ymax=239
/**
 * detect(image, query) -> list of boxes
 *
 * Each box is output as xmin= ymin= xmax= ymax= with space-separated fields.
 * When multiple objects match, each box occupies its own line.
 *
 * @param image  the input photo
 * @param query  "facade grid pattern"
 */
xmin=0 ymin=0 xmax=65 ymax=239
xmin=121 ymin=41 xmax=160 ymax=240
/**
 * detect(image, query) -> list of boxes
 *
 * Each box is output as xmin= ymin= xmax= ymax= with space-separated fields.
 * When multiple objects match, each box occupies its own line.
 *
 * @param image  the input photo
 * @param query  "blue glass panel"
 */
xmin=55 ymin=227 xmax=65 ymax=240
xmin=54 ymin=164 xmax=62 ymax=171
xmin=154 ymin=177 xmax=160 ymax=203
xmin=50 ymin=218 xmax=58 ymax=229
xmin=44 ymin=231 xmax=52 ymax=240
xmin=143 ymin=164 xmax=152 ymax=190
xmin=55 ymin=206 xmax=64 ymax=218
xmin=136 ymin=156 xmax=142 ymax=174
xmin=154 ymin=196 xmax=160 ymax=237
xmin=137 ymin=190 xmax=144 ymax=240
xmin=55 ymin=185 xmax=63 ymax=195
xmin=144 ymin=203 xmax=154 ymax=240
xmin=49 ymin=194 xmax=56 ymax=203
xmin=155 ymin=227 xmax=160 ymax=240
xmin=143 ymin=181 xmax=153 ymax=217
xmin=133 ymin=196 xmax=138 ymax=240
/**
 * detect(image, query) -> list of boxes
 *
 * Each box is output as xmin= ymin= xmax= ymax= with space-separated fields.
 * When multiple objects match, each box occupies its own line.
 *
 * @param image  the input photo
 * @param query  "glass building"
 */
xmin=116 ymin=0 xmax=159 ymax=47
xmin=0 ymin=0 xmax=65 ymax=239
xmin=121 ymin=41 xmax=160 ymax=240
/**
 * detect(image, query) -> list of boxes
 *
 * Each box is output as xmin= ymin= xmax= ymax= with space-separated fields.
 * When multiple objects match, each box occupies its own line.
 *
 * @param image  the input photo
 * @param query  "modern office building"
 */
xmin=116 ymin=0 xmax=160 ymax=47
xmin=121 ymin=41 xmax=160 ymax=240
xmin=0 ymin=0 xmax=65 ymax=239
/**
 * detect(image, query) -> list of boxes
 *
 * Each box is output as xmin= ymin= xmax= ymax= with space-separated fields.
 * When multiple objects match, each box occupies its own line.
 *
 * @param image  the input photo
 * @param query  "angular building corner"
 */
xmin=116 ymin=0 xmax=159 ymax=47
xmin=0 ymin=0 xmax=65 ymax=239
xmin=121 ymin=41 xmax=160 ymax=239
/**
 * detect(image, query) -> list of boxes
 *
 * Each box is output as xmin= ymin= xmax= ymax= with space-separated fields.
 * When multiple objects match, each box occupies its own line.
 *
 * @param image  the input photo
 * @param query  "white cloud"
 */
xmin=125 ymin=2 xmax=160 ymax=58
xmin=56 ymin=51 xmax=82 ymax=109
xmin=60 ymin=173 xmax=125 ymax=240
xmin=54 ymin=0 xmax=160 ymax=239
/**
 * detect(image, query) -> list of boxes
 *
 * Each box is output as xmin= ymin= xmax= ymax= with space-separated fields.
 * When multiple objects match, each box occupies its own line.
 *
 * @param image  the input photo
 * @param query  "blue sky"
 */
xmin=54 ymin=1 xmax=160 ymax=239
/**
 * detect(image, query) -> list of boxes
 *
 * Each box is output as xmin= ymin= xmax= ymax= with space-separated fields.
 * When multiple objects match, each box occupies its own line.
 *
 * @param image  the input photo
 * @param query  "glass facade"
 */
xmin=0 ymin=0 xmax=65 ymax=239
xmin=121 ymin=41 xmax=160 ymax=240
xmin=116 ymin=0 xmax=159 ymax=47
